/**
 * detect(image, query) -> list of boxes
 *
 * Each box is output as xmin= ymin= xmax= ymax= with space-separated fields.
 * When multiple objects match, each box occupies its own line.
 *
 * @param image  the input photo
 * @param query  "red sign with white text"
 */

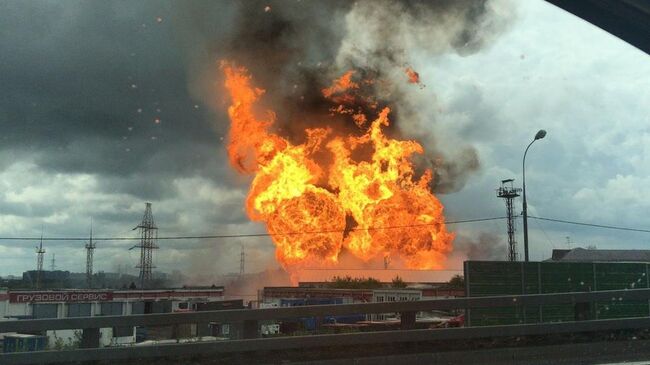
xmin=9 ymin=291 xmax=113 ymax=303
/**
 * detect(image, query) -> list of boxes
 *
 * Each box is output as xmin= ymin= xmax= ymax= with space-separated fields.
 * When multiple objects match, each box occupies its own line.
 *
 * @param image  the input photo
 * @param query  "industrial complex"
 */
xmin=4 ymin=200 xmax=650 ymax=356
xmin=0 ymin=287 xmax=226 ymax=348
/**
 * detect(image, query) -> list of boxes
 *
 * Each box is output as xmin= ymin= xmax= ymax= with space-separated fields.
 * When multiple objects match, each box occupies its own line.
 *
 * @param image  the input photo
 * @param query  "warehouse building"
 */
xmin=260 ymin=286 xmax=462 ymax=333
xmin=0 ymin=287 xmax=225 ymax=348
xmin=549 ymin=248 xmax=650 ymax=262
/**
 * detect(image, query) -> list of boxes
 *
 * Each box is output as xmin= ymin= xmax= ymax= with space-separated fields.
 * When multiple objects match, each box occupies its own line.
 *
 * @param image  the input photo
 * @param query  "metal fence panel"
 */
xmin=466 ymin=261 xmax=650 ymax=326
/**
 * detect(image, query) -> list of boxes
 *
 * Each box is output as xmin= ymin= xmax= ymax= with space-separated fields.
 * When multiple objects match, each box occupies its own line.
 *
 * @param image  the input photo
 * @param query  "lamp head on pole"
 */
xmin=534 ymin=129 xmax=547 ymax=140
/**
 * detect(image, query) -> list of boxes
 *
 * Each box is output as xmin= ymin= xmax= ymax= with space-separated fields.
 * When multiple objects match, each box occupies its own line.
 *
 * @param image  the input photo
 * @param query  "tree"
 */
xmin=391 ymin=275 xmax=407 ymax=288
xmin=327 ymin=276 xmax=383 ymax=289
xmin=447 ymin=274 xmax=465 ymax=289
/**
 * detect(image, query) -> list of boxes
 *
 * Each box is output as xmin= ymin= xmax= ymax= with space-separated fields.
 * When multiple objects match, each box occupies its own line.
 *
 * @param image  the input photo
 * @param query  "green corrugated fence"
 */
xmin=464 ymin=261 xmax=650 ymax=326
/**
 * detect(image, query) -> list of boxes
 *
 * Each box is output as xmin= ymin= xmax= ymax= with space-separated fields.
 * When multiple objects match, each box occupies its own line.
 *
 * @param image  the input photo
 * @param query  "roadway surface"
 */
xmin=290 ymin=340 xmax=650 ymax=365
xmin=10 ymin=338 xmax=647 ymax=365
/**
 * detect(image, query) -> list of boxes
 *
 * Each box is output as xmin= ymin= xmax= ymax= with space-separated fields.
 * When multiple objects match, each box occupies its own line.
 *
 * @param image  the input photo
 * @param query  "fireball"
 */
xmin=221 ymin=61 xmax=453 ymax=272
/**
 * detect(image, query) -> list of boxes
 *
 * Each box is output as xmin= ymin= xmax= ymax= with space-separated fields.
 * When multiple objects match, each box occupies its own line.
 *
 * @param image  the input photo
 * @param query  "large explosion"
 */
xmin=221 ymin=62 xmax=454 ymax=272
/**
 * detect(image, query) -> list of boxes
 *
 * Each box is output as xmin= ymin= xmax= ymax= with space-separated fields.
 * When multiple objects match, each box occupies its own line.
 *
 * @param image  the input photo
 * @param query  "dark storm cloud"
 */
xmin=0 ymin=1 xmax=237 ymax=201
xmin=0 ymin=200 xmax=57 ymax=218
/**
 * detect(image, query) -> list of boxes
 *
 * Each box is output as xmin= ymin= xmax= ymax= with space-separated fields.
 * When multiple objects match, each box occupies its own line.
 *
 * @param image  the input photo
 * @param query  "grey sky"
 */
xmin=0 ymin=0 xmax=648 ymax=277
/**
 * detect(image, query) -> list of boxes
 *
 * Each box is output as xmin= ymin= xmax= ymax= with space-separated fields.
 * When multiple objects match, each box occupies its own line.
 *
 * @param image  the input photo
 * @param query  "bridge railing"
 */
xmin=2 ymin=288 xmax=650 ymax=364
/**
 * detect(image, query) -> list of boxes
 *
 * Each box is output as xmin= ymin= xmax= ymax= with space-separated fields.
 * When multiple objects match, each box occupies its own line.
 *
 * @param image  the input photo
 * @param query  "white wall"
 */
xmin=4 ymin=302 xmax=29 ymax=318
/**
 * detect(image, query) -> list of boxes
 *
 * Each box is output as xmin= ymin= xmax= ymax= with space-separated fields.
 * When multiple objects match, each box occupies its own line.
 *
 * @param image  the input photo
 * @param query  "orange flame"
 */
xmin=221 ymin=62 xmax=453 ymax=271
xmin=321 ymin=70 xmax=358 ymax=99
xmin=405 ymin=67 xmax=420 ymax=84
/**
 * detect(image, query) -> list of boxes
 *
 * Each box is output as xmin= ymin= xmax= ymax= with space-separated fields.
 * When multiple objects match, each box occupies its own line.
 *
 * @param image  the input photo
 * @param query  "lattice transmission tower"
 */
xmin=496 ymin=179 xmax=522 ymax=262
xmin=130 ymin=203 xmax=158 ymax=288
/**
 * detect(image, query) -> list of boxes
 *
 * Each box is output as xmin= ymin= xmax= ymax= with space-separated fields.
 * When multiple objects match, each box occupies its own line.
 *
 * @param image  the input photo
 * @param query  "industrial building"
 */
xmin=262 ymin=285 xmax=462 ymax=305
xmin=0 ymin=287 xmax=225 ymax=348
xmin=549 ymin=248 xmax=650 ymax=262
xmin=262 ymin=287 xmax=373 ymax=305
xmin=258 ymin=285 xmax=463 ymax=334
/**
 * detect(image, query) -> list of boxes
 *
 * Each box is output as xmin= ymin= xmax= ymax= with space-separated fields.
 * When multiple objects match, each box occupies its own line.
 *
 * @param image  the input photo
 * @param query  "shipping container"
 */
xmin=3 ymin=334 xmax=46 ymax=353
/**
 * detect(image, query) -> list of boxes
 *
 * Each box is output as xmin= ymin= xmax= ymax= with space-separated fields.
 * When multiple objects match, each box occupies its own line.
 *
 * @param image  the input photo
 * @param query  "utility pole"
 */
xmin=497 ymin=179 xmax=522 ymax=261
xmin=522 ymin=129 xmax=547 ymax=262
xmin=85 ymin=219 xmax=96 ymax=288
xmin=50 ymin=253 xmax=56 ymax=271
xmin=240 ymin=245 xmax=245 ymax=277
xmin=130 ymin=203 xmax=158 ymax=288
xmin=35 ymin=235 xmax=45 ymax=289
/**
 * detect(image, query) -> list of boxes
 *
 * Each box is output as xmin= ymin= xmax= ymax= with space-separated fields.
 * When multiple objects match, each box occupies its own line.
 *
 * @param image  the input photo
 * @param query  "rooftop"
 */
xmin=548 ymin=248 xmax=650 ymax=263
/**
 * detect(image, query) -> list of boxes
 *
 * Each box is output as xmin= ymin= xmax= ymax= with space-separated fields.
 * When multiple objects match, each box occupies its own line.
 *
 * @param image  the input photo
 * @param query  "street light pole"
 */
xmin=522 ymin=129 xmax=547 ymax=262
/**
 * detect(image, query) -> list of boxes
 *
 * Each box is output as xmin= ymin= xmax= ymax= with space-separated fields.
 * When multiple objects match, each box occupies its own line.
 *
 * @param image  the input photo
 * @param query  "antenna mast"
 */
xmin=497 ymin=179 xmax=522 ymax=262
xmin=35 ymin=235 xmax=45 ymax=289
xmin=85 ymin=219 xmax=96 ymax=288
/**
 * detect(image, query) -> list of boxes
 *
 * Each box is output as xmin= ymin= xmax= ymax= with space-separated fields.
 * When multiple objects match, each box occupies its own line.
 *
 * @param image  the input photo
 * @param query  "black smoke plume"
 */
xmin=174 ymin=0 xmax=514 ymax=193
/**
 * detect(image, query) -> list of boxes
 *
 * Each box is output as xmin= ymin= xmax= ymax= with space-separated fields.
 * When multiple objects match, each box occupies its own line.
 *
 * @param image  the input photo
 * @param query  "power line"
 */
xmin=530 ymin=216 xmax=650 ymax=234
xmin=5 ymin=215 xmax=648 ymax=243
xmin=0 ymin=216 xmax=508 ymax=242
xmin=532 ymin=216 xmax=556 ymax=250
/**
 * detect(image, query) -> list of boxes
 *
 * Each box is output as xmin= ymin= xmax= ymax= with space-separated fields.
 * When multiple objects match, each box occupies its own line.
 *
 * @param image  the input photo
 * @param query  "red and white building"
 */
xmin=0 ymin=287 xmax=225 ymax=347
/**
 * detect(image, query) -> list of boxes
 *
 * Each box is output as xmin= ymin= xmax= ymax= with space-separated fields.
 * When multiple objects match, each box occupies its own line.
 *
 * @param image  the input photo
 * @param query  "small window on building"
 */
xmin=178 ymin=302 xmax=188 ymax=309
xmin=222 ymin=324 xmax=230 ymax=335
xmin=67 ymin=303 xmax=91 ymax=317
xmin=150 ymin=300 xmax=172 ymax=314
xmin=113 ymin=326 xmax=133 ymax=337
xmin=131 ymin=302 xmax=145 ymax=314
xmin=376 ymin=296 xmax=384 ymax=302
xmin=33 ymin=304 xmax=58 ymax=319
xmin=100 ymin=302 xmax=123 ymax=316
